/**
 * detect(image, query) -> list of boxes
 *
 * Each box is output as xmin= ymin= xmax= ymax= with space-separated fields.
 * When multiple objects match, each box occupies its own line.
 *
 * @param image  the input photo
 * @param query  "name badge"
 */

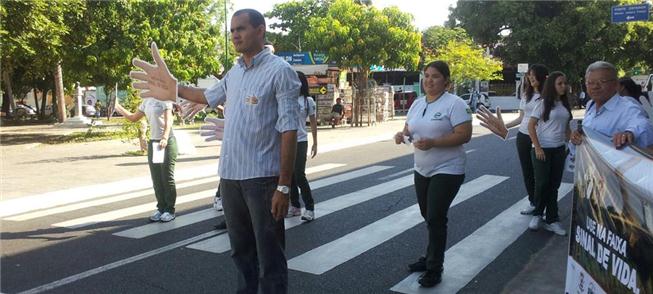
xmin=245 ymin=95 xmax=259 ymax=105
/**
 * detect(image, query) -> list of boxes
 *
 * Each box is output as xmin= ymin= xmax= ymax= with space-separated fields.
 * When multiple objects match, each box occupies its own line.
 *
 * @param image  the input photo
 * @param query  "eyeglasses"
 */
xmin=585 ymin=79 xmax=616 ymax=87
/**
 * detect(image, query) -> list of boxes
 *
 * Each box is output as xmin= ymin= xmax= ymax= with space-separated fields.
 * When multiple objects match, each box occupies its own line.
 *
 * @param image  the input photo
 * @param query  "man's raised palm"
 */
xmin=130 ymin=42 xmax=178 ymax=102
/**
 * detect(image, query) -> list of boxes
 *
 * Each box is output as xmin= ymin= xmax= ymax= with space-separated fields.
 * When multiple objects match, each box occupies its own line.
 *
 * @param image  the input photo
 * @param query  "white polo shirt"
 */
xmin=297 ymin=95 xmax=316 ymax=142
xmin=138 ymin=98 xmax=173 ymax=140
xmin=406 ymin=93 xmax=472 ymax=177
xmin=518 ymin=93 xmax=542 ymax=134
xmin=530 ymin=100 xmax=570 ymax=148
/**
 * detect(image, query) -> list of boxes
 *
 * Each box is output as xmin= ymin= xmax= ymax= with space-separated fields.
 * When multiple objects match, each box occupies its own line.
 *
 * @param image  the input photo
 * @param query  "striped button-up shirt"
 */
xmin=204 ymin=48 xmax=301 ymax=180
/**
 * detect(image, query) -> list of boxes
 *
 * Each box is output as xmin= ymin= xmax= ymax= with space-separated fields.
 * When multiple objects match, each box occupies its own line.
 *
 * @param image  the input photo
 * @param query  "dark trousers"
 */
xmin=516 ymin=132 xmax=536 ymax=205
xmin=220 ymin=177 xmax=287 ymax=294
xmin=147 ymin=138 xmax=177 ymax=213
xmin=414 ymin=172 xmax=465 ymax=271
xmin=531 ymin=146 xmax=566 ymax=223
xmin=290 ymin=141 xmax=314 ymax=210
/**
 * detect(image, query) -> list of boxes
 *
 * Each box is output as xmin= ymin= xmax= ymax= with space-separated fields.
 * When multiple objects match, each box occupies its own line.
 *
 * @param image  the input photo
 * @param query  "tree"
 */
xmin=448 ymin=0 xmax=653 ymax=85
xmin=0 ymin=0 xmax=84 ymax=120
xmin=305 ymin=0 xmax=421 ymax=126
xmin=1 ymin=0 xmax=231 ymax=122
xmin=265 ymin=0 xmax=332 ymax=52
xmin=421 ymin=26 xmax=471 ymax=69
xmin=428 ymin=40 xmax=503 ymax=90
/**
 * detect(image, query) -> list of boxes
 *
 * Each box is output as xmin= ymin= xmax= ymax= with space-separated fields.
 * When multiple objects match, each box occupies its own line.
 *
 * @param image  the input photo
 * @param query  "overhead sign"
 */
xmin=277 ymin=52 xmax=328 ymax=65
xmin=517 ymin=63 xmax=529 ymax=73
xmin=611 ymin=4 xmax=650 ymax=23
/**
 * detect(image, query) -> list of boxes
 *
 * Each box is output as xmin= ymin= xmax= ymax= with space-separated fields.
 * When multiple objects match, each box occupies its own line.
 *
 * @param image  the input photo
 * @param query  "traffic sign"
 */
xmin=517 ymin=63 xmax=529 ymax=73
xmin=611 ymin=4 xmax=650 ymax=23
xmin=319 ymin=86 xmax=327 ymax=95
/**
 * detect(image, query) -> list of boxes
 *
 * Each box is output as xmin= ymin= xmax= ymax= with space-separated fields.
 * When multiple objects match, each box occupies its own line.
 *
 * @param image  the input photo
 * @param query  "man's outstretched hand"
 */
xmin=130 ymin=42 xmax=178 ymax=102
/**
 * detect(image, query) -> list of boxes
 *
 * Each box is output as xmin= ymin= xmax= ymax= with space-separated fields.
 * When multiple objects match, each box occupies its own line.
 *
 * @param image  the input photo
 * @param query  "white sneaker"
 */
xmin=520 ymin=204 xmax=536 ymax=215
xmin=545 ymin=222 xmax=567 ymax=236
xmin=286 ymin=206 xmax=301 ymax=218
xmin=213 ymin=196 xmax=223 ymax=211
xmin=528 ymin=216 xmax=543 ymax=230
xmin=301 ymin=210 xmax=315 ymax=221
xmin=160 ymin=212 xmax=176 ymax=222
xmin=149 ymin=211 xmax=162 ymax=222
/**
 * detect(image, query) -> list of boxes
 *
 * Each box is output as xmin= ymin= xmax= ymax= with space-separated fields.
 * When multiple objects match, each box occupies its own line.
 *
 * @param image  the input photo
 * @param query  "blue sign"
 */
xmin=611 ymin=4 xmax=650 ymax=23
xmin=277 ymin=52 xmax=328 ymax=65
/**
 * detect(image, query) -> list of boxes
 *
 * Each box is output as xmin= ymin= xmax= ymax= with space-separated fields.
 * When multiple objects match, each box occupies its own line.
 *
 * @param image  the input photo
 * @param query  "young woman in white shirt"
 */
xmin=527 ymin=71 xmax=572 ymax=236
xmin=394 ymin=61 xmax=472 ymax=287
xmin=286 ymin=71 xmax=318 ymax=221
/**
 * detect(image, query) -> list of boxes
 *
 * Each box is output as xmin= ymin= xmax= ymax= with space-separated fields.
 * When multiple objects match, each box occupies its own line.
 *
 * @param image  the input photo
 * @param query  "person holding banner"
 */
xmin=114 ymin=99 xmax=178 ymax=222
xmin=394 ymin=60 xmax=472 ymax=287
xmin=527 ymin=71 xmax=572 ymax=235
xmin=570 ymin=61 xmax=653 ymax=149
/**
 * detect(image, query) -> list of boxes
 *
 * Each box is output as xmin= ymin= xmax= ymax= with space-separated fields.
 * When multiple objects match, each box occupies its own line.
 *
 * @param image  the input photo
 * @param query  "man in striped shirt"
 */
xmin=130 ymin=9 xmax=300 ymax=294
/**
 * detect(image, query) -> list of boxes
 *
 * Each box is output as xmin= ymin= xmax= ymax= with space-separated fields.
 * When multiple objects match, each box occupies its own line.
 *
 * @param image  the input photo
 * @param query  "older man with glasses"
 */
xmin=570 ymin=61 xmax=653 ymax=149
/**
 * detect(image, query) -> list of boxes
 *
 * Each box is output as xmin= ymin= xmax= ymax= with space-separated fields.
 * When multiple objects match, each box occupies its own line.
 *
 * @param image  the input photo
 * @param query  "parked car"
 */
xmin=14 ymin=102 xmax=38 ymax=120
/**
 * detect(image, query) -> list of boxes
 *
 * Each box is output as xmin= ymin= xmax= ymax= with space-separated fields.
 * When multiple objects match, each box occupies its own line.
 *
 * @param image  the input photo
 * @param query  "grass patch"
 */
xmin=45 ymin=128 xmax=132 ymax=144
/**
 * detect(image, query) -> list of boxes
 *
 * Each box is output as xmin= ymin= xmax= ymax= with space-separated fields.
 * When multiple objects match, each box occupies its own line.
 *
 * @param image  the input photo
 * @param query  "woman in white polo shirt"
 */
xmin=527 ymin=71 xmax=572 ymax=236
xmin=394 ymin=60 xmax=472 ymax=287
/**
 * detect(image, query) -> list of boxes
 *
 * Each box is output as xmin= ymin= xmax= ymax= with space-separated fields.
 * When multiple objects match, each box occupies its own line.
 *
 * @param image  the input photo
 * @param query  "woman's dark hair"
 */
xmin=540 ymin=71 xmax=571 ymax=122
xmin=297 ymin=71 xmax=309 ymax=97
xmin=525 ymin=64 xmax=549 ymax=102
xmin=423 ymin=61 xmax=451 ymax=81
xmin=619 ymin=77 xmax=642 ymax=100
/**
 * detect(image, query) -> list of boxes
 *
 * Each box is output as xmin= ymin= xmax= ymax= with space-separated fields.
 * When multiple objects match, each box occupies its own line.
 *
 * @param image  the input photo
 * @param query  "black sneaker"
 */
xmin=408 ymin=256 xmax=426 ymax=272
xmin=214 ymin=220 xmax=227 ymax=230
xmin=418 ymin=269 xmax=443 ymax=287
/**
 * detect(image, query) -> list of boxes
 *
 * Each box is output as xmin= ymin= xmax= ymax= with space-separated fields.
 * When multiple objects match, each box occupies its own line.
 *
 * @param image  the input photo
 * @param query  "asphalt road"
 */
xmin=1 ymin=128 xmax=574 ymax=294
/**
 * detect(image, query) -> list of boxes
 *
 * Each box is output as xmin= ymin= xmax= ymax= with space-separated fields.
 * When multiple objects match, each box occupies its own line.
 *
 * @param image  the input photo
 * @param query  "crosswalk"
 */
xmin=4 ymin=162 xmax=575 ymax=294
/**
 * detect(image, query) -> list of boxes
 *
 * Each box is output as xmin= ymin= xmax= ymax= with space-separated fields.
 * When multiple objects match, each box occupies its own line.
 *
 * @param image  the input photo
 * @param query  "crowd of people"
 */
xmin=121 ymin=7 xmax=653 ymax=294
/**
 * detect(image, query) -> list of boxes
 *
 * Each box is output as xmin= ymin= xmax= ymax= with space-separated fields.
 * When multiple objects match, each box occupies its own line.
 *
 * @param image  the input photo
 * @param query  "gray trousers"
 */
xmin=220 ymin=177 xmax=287 ymax=294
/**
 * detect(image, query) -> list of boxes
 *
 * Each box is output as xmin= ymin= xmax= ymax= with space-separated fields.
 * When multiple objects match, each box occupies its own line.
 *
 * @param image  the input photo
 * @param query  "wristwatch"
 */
xmin=276 ymin=185 xmax=290 ymax=195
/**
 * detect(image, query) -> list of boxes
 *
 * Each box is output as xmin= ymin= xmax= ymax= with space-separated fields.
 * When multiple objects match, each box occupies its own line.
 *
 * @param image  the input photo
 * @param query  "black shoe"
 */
xmin=408 ymin=256 xmax=426 ymax=272
xmin=214 ymin=220 xmax=227 ymax=230
xmin=418 ymin=268 xmax=443 ymax=288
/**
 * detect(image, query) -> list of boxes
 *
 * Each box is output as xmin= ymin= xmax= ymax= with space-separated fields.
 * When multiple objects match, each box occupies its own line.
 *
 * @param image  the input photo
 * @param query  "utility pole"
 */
xmin=224 ymin=0 xmax=228 ymax=69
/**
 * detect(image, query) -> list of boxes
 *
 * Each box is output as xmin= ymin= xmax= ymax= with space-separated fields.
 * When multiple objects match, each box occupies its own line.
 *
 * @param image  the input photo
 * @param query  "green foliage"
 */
xmin=422 ymin=26 xmax=470 ymax=56
xmin=119 ymin=86 xmax=146 ymax=139
xmin=1 ymin=0 xmax=231 ymax=108
xmin=428 ymin=40 xmax=503 ymax=86
xmin=305 ymin=0 xmax=421 ymax=71
xmin=265 ymin=0 xmax=332 ymax=52
xmin=448 ymin=0 xmax=653 ymax=84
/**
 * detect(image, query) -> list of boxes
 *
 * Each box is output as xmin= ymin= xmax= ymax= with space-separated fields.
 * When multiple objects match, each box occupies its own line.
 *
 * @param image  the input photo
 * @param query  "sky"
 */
xmin=231 ymin=0 xmax=458 ymax=31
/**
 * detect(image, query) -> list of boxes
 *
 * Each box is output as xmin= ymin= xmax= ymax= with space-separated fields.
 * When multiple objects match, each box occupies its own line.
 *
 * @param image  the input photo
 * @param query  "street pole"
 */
xmin=224 ymin=0 xmax=228 ymax=70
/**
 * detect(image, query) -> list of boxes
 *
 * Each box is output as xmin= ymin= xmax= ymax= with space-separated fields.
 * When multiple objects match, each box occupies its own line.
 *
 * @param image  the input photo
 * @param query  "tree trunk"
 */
xmin=354 ymin=68 xmax=370 ymax=127
xmin=2 ymin=69 xmax=16 ymax=113
xmin=54 ymin=62 xmax=66 ymax=122
xmin=40 ymin=85 xmax=48 ymax=119
xmin=32 ymin=88 xmax=39 ymax=114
